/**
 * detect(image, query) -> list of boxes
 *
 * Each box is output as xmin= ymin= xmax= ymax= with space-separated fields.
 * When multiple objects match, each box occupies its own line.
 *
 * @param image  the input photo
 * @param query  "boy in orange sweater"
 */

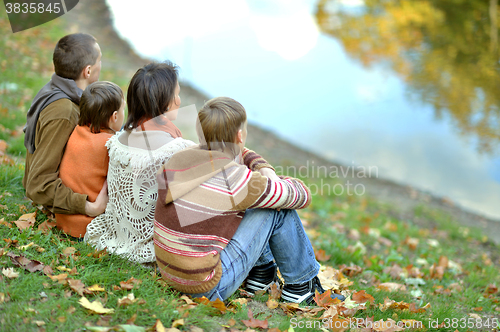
xmin=56 ymin=81 xmax=124 ymax=238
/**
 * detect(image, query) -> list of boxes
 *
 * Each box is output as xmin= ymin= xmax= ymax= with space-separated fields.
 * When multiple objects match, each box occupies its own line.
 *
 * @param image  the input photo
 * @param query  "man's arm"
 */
xmin=24 ymin=117 xmax=88 ymax=215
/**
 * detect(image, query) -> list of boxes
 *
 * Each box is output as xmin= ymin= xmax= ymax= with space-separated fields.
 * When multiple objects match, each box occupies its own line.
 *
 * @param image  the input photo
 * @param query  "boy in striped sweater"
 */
xmin=154 ymin=97 xmax=345 ymax=304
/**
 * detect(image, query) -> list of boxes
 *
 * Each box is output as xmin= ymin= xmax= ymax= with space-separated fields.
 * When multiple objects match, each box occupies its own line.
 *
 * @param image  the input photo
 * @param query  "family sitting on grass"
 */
xmin=23 ymin=33 xmax=345 ymax=305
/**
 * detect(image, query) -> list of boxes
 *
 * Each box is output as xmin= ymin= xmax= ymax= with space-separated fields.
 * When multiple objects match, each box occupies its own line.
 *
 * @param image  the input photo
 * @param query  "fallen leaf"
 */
xmin=32 ymin=320 xmax=45 ymax=327
xmin=227 ymin=318 xmax=236 ymax=326
xmin=87 ymin=284 xmax=106 ymax=292
xmin=231 ymin=298 xmax=249 ymax=306
xmin=155 ymin=319 xmax=166 ymax=332
xmin=352 ymin=290 xmax=375 ymax=304
xmin=486 ymin=284 xmax=498 ymax=294
xmin=38 ymin=220 xmax=57 ymax=233
xmin=57 ymin=316 xmax=66 ymax=323
xmin=172 ymin=319 xmax=184 ymax=328
xmin=314 ymin=289 xmax=341 ymax=307
xmin=126 ymin=313 xmax=137 ymax=325
xmin=14 ymin=212 xmax=36 ymax=231
xmin=19 ymin=242 xmax=34 ymax=250
xmin=315 ymin=249 xmax=331 ymax=262
xmin=7 ymin=252 xmax=45 ymax=273
xmin=241 ymin=308 xmax=268 ymax=329
xmin=473 ymin=307 xmax=483 ymax=311
xmin=62 ymin=247 xmax=76 ymax=256
xmin=2 ymin=267 xmax=19 ymax=278
xmin=377 ymin=283 xmax=406 ymax=292
xmin=0 ymin=140 xmax=7 ymax=155
xmin=269 ymin=283 xmax=281 ymax=299
xmin=68 ymin=279 xmax=87 ymax=296
xmin=266 ymin=298 xmax=279 ymax=309
xmin=210 ymin=298 xmax=227 ymax=313
xmin=49 ymin=273 xmax=68 ymax=284
xmin=339 ymin=264 xmax=363 ymax=277
xmin=118 ymin=293 xmax=138 ymax=306
xmin=78 ymin=297 xmax=114 ymax=314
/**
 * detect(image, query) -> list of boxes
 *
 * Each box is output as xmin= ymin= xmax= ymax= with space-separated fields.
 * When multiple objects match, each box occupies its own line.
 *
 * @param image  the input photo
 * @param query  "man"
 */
xmin=23 ymin=33 xmax=107 ymax=217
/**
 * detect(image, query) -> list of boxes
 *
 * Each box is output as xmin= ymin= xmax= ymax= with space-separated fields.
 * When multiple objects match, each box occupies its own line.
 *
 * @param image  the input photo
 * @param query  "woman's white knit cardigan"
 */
xmin=84 ymin=132 xmax=195 ymax=263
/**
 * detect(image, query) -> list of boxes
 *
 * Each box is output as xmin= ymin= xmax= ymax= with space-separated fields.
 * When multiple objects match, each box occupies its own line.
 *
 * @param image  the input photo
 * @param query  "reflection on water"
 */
xmin=316 ymin=0 xmax=500 ymax=155
xmin=106 ymin=0 xmax=500 ymax=220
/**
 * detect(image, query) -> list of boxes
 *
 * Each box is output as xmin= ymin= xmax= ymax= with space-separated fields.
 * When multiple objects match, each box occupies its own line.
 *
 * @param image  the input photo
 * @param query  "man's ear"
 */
xmin=237 ymin=129 xmax=243 ymax=143
xmin=80 ymin=65 xmax=92 ymax=80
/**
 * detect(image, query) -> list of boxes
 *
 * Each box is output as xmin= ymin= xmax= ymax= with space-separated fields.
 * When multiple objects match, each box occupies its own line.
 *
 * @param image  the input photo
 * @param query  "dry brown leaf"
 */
xmin=14 ymin=212 xmax=36 ymax=231
xmin=383 ymin=264 xmax=404 ymax=280
xmin=315 ymin=249 xmax=331 ymax=262
xmin=32 ymin=320 xmax=45 ymax=327
xmin=57 ymin=316 xmax=66 ymax=323
xmin=49 ymin=273 xmax=68 ymax=284
xmin=486 ymin=284 xmax=498 ymax=294
xmin=321 ymin=305 xmax=338 ymax=320
xmin=0 ymin=292 xmax=5 ymax=303
xmin=241 ymin=308 xmax=268 ymax=329
xmin=269 ymin=283 xmax=281 ymax=299
xmin=210 ymin=298 xmax=227 ymax=313
xmin=314 ymin=289 xmax=342 ymax=307
xmin=0 ymin=140 xmax=7 ymax=155
xmin=117 ymin=293 xmax=138 ymax=306
xmin=377 ymin=282 xmax=407 ymax=292
xmin=68 ymin=279 xmax=86 ymax=296
xmin=352 ymin=290 xmax=375 ymax=304
xmin=189 ymin=326 xmax=204 ymax=332
xmin=38 ymin=220 xmax=57 ymax=233
xmin=339 ymin=264 xmax=363 ymax=277
xmin=62 ymin=247 xmax=76 ymax=256
xmin=66 ymin=306 xmax=76 ymax=314
xmin=7 ymin=252 xmax=45 ymax=273
xmin=126 ymin=313 xmax=137 ymax=325
xmin=227 ymin=318 xmax=236 ymax=326
xmin=2 ymin=267 xmax=19 ymax=278
xmin=78 ymin=296 xmax=114 ymax=314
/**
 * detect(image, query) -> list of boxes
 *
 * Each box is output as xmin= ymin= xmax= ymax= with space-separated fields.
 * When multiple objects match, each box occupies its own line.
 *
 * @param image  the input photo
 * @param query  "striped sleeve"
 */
xmin=242 ymin=148 xmax=275 ymax=172
xmin=249 ymin=176 xmax=311 ymax=210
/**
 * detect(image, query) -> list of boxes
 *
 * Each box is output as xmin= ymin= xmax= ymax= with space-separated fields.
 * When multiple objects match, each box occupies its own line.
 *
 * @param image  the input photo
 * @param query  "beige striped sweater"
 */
xmin=154 ymin=146 xmax=311 ymax=294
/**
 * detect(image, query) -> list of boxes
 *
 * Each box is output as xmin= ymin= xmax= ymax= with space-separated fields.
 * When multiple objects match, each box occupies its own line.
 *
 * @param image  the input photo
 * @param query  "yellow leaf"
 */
xmin=78 ymin=296 xmax=114 ymax=314
xmin=2 ymin=267 xmax=19 ymax=279
xmin=19 ymin=242 xmax=34 ymax=250
xmin=87 ymin=284 xmax=105 ymax=292
xmin=156 ymin=319 xmax=166 ymax=332
xmin=172 ymin=318 xmax=184 ymax=328
xmin=266 ymin=298 xmax=279 ymax=309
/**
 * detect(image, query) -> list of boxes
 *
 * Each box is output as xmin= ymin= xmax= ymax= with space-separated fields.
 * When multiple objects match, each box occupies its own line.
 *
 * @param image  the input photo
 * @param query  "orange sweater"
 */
xmin=55 ymin=125 xmax=113 ymax=237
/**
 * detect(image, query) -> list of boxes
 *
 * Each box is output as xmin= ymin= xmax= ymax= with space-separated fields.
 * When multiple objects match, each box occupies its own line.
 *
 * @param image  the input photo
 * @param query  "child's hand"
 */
xmin=85 ymin=181 xmax=109 ymax=217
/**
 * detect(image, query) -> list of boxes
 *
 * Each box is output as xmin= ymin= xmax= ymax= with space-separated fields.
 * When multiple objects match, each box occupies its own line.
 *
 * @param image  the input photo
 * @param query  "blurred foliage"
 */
xmin=316 ymin=0 xmax=500 ymax=154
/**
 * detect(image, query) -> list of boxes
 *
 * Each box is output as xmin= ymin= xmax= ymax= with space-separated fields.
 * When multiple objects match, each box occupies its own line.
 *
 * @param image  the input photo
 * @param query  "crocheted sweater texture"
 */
xmin=84 ymin=132 xmax=195 ymax=263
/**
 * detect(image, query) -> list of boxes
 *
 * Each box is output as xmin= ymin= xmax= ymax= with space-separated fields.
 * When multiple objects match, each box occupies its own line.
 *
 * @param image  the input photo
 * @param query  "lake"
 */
xmin=105 ymin=0 xmax=500 ymax=220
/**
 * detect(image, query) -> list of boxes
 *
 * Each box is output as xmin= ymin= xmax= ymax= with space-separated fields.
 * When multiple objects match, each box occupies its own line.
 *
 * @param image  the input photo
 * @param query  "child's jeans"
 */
xmin=191 ymin=208 xmax=320 ymax=301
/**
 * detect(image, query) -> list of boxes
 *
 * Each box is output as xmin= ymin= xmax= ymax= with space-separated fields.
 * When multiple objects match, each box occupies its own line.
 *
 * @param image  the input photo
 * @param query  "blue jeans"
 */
xmin=192 ymin=208 xmax=320 ymax=301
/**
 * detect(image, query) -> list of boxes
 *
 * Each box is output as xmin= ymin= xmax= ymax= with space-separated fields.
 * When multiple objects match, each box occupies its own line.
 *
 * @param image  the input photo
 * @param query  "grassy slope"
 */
xmin=1 ymin=4 xmax=500 ymax=332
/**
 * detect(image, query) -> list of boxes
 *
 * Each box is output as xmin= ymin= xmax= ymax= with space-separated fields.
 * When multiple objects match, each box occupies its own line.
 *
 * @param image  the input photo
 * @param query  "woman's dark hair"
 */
xmin=53 ymin=33 xmax=99 ymax=80
xmin=79 ymin=81 xmax=124 ymax=133
xmin=125 ymin=61 xmax=179 ymax=130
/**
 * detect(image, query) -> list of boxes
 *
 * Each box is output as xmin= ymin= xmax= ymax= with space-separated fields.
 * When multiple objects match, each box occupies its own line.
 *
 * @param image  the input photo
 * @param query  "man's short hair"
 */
xmin=53 ymin=33 xmax=99 ymax=80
